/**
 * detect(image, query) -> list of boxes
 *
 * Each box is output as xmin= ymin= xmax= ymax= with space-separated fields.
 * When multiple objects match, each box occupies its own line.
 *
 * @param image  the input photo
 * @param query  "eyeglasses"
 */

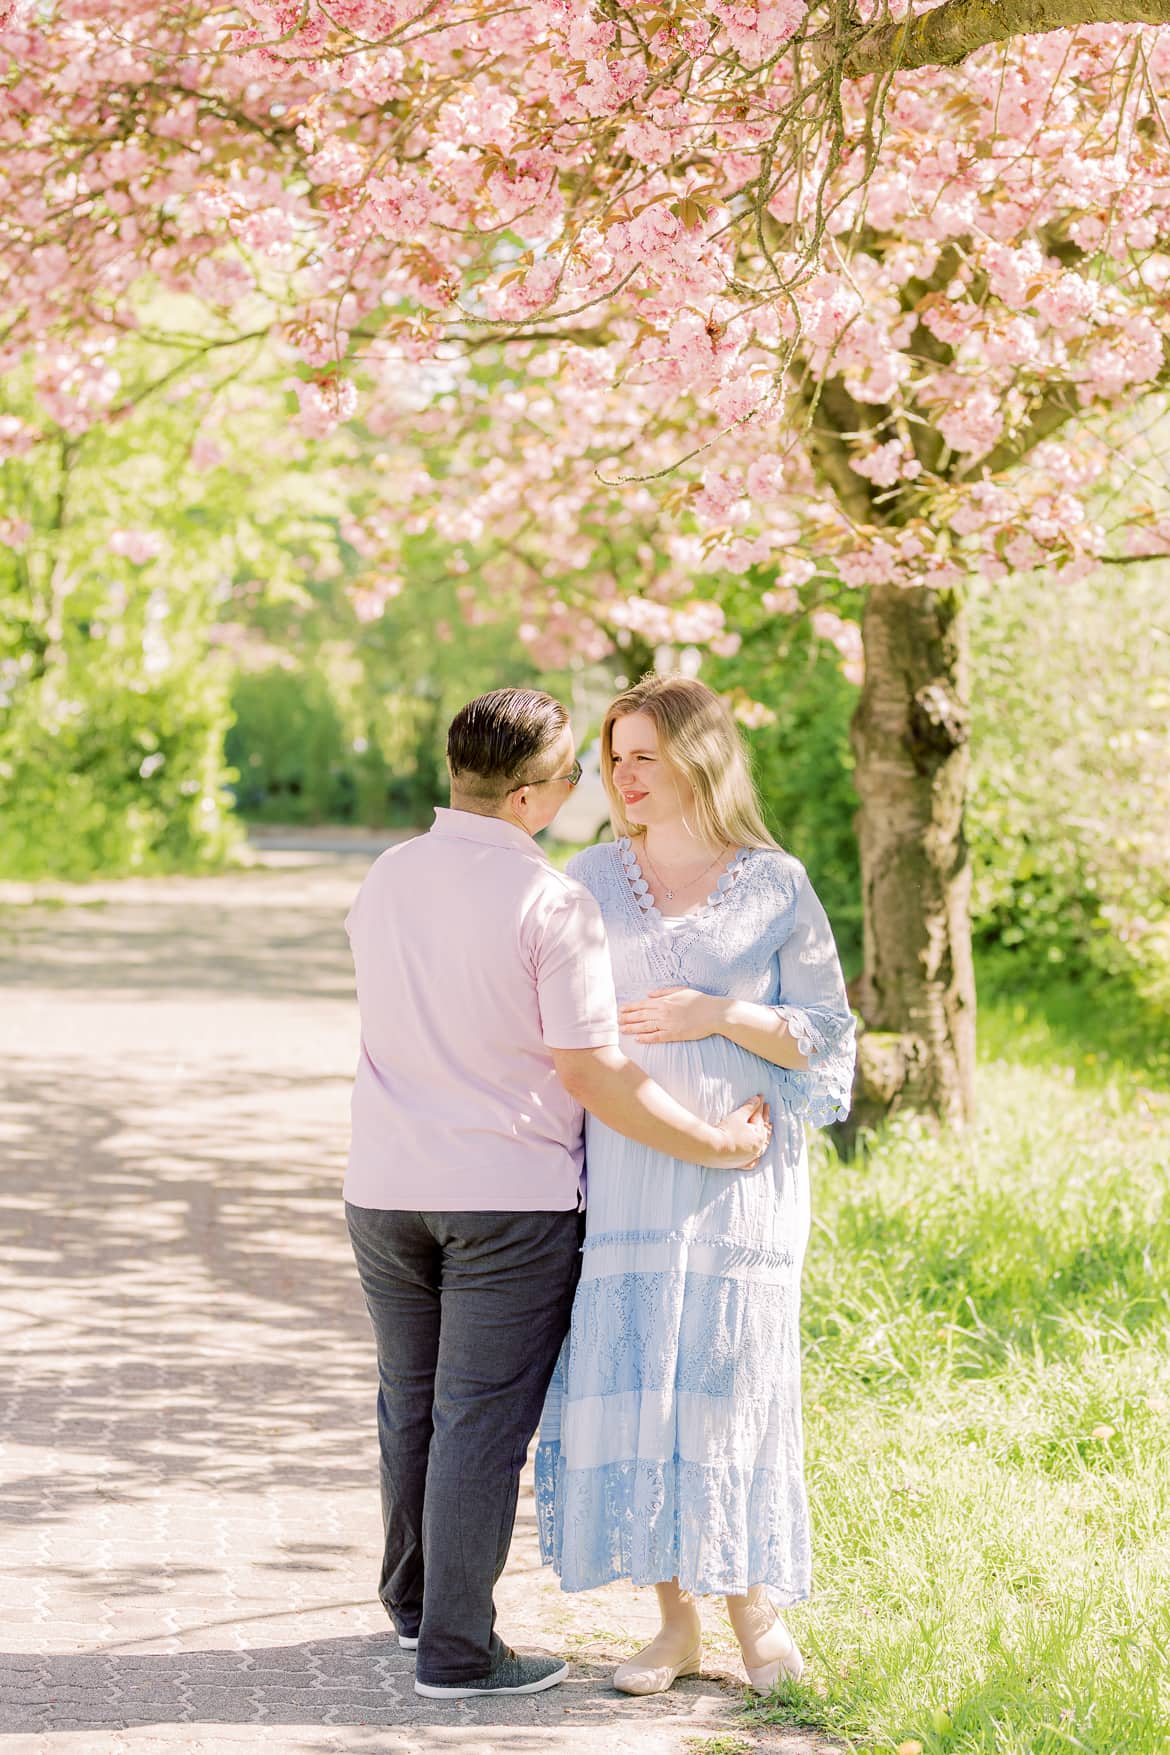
xmin=516 ymin=759 xmax=582 ymax=791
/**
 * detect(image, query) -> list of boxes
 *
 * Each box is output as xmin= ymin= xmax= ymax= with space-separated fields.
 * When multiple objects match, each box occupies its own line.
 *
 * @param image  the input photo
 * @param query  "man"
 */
xmin=344 ymin=687 xmax=770 ymax=1700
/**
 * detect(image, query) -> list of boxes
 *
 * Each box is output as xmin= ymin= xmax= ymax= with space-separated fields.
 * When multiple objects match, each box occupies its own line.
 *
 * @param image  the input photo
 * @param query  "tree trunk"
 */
xmin=843 ymin=579 xmax=976 ymax=1138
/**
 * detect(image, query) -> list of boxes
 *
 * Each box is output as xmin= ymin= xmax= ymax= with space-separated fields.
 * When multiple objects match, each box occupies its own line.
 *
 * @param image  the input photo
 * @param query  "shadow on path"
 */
xmin=1 ymin=1055 xmax=372 ymax=1526
xmin=1 ymin=1636 xmax=744 ymax=1740
xmin=0 ymin=876 xmax=362 ymax=1002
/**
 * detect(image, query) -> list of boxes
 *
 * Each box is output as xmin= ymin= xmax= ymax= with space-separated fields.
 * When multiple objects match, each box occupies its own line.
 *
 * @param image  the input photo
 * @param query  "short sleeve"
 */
xmin=535 ymin=882 xmax=620 ymax=1050
xmin=775 ymin=870 xmax=856 ymax=1127
xmin=344 ymin=875 xmax=366 ymax=939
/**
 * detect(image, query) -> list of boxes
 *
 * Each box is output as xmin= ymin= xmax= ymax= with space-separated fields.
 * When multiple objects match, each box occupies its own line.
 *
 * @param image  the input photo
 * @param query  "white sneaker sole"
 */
xmin=415 ymin=1661 xmax=568 ymax=1699
xmin=398 ymin=1635 xmax=419 ymax=1650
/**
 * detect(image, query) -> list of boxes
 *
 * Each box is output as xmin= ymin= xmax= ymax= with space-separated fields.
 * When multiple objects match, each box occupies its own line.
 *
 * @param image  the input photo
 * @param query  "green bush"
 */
xmin=967 ymin=564 xmax=1170 ymax=985
xmin=704 ymin=624 xmax=863 ymax=974
xmin=0 ymin=332 xmax=363 ymax=879
xmin=0 ymin=668 xmax=237 ymax=880
xmin=702 ymin=557 xmax=1170 ymax=992
xmin=224 ymin=565 xmax=544 ymax=830
xmin=224 ymin=665 xmax=450 ymax=827
xmin=226 ymin=667 xmax=354 ymax=823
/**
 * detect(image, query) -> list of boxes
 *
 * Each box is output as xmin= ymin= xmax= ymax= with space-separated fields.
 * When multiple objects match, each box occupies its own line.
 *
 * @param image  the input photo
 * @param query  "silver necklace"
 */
xmin=640 ymin=840 xmax=731 ymax=904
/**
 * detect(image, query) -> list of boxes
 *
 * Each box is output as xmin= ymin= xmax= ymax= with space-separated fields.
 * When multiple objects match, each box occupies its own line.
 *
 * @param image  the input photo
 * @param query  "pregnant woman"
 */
xmin=536 ymin=673 xmax=855 ymax=1694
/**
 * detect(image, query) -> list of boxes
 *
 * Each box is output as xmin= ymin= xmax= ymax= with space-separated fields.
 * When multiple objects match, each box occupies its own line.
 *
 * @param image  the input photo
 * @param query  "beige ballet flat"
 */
xmin=613 ymin=1643 xmax=702 ymax=1696
xmin=742 ymin=1615 xmax=803 ymax=1692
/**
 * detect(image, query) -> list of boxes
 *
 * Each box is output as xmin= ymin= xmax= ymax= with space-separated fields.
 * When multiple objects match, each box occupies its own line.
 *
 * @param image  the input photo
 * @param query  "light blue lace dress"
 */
xmin=536 ymin=838 xmax=855 ymax=1602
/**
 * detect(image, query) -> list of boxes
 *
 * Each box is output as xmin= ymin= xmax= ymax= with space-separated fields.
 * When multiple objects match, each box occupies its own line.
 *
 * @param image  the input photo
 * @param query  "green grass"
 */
xmin=685 ymin=1738 xmax=757 ymax=1755
xmin=752 ymin=964 xmax=1170 ymax=1755
xmin=977 ymin=949 xmax=1170 ymax=1094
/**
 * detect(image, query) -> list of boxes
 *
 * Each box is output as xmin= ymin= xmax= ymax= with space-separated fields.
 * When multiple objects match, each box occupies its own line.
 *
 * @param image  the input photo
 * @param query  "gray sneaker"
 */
xmin=414 ymin=1647 xmax=568 ymax=1699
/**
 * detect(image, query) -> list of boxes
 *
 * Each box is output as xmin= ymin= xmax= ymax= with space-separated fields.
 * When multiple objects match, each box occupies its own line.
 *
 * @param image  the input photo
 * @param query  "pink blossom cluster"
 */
xmin=0 ymin=414 xmax=39 ymax=457
xmin=3 ymin=1 xmax=1170 ymax=650
xmin=711 ymin=0 xmax=808 ymax=63
xmin=291 ymin=376 xmax=359 ymax=440
xmin=351 ymin=576 xmax=405 ymax=623
xmin=518 ymin=598 xmax=615 ymax=670
xmin=811 ymin=609 xmax=866 ymax=685
xmin=0 ymin=517 xmax=32 ymax=550
xmin=850 ymin=438 xmax=922 ymax=489
xmin=609 ymin=593 xmax=725 ymax=647
xmin=109 ymin=528 xmax=163 ymax=566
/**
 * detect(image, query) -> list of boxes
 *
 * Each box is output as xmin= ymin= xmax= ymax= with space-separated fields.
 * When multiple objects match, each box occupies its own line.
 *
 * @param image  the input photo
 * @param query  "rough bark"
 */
xmin=841 ymin=578 xmax=977 ymax=1141
xmin=793 ymin=368 xmax=979 ymax=1135
xmin=842 ymin=0 xmax=1170 ymax=79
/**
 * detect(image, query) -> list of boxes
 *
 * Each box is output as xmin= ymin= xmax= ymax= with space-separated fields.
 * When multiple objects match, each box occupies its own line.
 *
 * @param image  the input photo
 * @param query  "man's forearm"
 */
xmin=567 ymin=1049 xmax=728 ymax=1167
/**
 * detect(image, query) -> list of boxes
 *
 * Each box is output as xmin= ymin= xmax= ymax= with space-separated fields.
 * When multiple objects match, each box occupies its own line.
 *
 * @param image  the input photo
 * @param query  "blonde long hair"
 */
xmin=601 ymin=674 xmax=779 ymax=851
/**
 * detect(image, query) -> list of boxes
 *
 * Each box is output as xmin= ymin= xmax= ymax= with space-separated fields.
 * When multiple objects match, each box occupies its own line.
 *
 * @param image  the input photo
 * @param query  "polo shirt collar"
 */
xmin=430 ymin=806 xmax=547 ymax=857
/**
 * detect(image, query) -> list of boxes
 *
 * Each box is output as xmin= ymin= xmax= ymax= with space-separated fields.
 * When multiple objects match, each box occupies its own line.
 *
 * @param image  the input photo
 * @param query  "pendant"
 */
xmin=664 ymin=887 xmax=673 ymax=901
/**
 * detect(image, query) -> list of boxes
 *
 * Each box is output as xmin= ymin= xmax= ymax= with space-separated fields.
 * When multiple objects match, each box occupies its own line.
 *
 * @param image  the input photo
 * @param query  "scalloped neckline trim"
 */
xmin=616 ymin=837 xmax=750 ymax=929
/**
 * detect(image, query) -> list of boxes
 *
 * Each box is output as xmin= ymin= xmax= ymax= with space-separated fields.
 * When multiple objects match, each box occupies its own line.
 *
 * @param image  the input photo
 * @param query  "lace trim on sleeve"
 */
xmin=775 ymin=1004 xmax=855 ymax=1127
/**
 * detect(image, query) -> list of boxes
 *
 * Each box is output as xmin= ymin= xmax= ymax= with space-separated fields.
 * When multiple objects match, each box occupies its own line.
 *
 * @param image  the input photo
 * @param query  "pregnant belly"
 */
xmin=617 ymin=1030 xmax=767 ymax=1124
xmin=586 ymin=1034 xmax=809 ymax=1244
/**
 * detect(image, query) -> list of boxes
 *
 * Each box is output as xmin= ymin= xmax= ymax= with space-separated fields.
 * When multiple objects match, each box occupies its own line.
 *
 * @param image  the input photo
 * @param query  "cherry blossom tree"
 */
xmin=4 ymin=0 xmax=1170 ymax=1119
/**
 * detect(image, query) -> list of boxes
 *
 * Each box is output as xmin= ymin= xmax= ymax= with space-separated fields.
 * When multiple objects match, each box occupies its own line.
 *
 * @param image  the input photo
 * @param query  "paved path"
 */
xmin=0 ymin=852 xmax=833 ymax=1755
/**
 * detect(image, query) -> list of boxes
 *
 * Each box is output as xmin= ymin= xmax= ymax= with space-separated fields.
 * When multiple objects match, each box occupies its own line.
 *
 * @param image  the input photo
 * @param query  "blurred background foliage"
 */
xmin=3 ymin=344 xmax=1169 ymax=1007
xmin=966 ymin=565 xmax=1170 ymax=990
xmin=216 ymin=560 xmax=1170 ymax=996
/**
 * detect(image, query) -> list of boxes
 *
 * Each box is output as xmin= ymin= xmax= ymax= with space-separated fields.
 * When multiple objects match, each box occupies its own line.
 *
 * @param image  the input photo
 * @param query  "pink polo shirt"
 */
xmin=343 ymin=808 xmax=620 ymax=1212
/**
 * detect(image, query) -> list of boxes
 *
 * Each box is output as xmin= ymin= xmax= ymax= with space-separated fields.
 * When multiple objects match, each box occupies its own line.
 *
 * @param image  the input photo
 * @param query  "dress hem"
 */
xmin=538 ymin=1550 xmax=811 ymax=1607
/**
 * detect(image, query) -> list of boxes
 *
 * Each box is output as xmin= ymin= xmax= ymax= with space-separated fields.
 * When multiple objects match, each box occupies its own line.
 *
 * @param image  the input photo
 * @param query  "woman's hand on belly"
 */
xmin=618 ymin=986 xmax=725 ymax=1044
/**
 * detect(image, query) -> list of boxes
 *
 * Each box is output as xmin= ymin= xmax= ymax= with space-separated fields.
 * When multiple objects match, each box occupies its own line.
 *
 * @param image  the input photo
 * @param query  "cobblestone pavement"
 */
xmin=0 ymin=851 xmax=836 ymax=1755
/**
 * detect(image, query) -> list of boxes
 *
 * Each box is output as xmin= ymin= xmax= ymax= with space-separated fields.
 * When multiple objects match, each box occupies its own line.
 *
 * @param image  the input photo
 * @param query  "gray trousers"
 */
xmin=345 ymin=1203 xmax=582 ymax=1684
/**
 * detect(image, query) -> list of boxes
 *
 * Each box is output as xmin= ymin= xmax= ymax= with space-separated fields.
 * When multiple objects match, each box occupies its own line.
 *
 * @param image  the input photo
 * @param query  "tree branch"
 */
xmin=963 ymin=339 xmax=1170 ymax=478
xmin=787 ymin=369 xmax=882 ymax=526
xmin=842 ymin=0 xmax=1170 ymax=79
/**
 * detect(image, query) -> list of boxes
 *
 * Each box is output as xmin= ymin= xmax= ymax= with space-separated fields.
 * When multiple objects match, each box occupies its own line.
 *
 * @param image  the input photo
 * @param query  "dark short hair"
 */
xmin=446 ymin=688 xmax=569 ymax=800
